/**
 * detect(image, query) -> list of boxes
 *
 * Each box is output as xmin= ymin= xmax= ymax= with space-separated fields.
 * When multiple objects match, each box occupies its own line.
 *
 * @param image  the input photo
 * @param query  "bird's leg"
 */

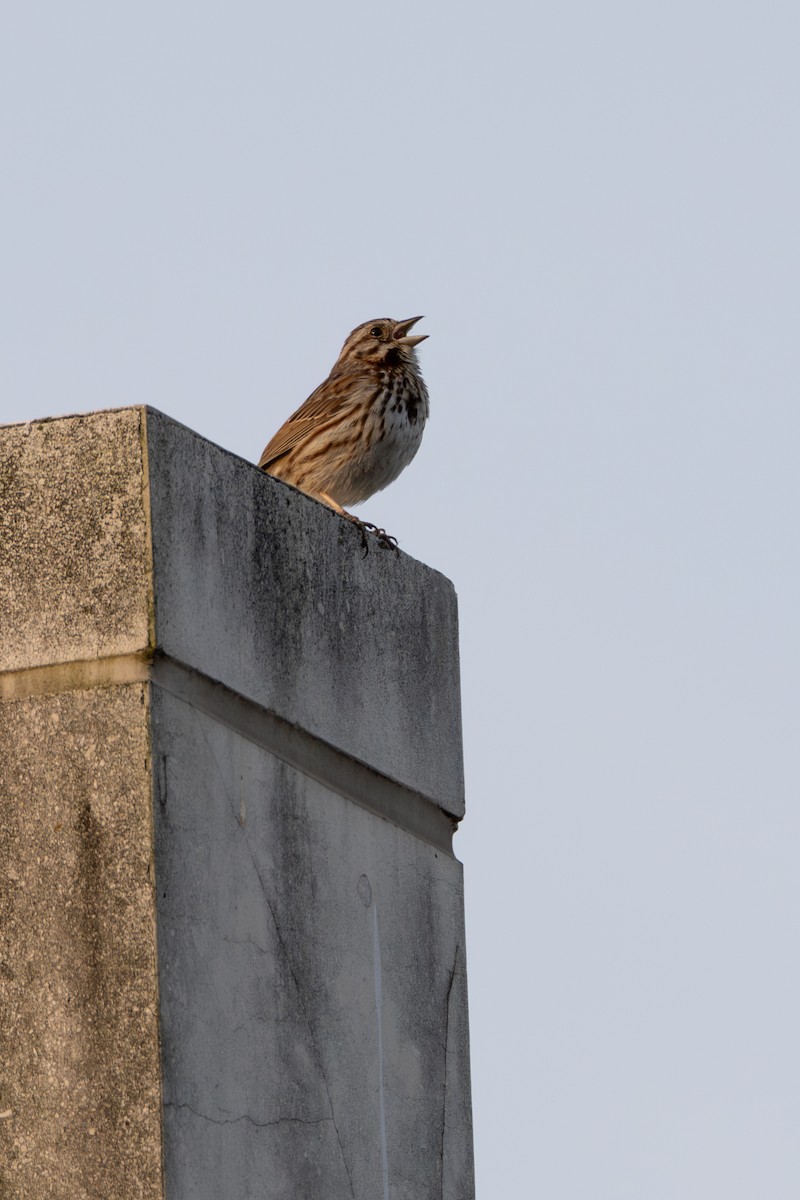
xmin=319 ymin=493 xmax=399 ymax=556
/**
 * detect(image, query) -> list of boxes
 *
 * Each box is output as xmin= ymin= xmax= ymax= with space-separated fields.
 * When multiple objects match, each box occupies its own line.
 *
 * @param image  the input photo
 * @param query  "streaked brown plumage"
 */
xmin=259 ymin=317 xmax=429 ymax=548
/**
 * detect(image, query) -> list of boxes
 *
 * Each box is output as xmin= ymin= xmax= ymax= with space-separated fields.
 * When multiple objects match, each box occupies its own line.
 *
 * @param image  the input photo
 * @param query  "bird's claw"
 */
xmin=358 ymin=520 xmax=399 ymax=554
xmin=343 ymin=513 xmax=400 ymax=556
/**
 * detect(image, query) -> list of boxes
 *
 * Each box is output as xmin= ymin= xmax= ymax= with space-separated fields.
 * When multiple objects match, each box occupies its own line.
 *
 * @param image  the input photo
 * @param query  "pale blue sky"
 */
xmin=2 ymin=2 xmax=798 ymax=1194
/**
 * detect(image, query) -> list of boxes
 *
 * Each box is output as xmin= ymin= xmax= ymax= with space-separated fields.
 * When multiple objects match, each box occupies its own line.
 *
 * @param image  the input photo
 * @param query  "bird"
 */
xmin=259 ymin=316 xmax=429 ymax=550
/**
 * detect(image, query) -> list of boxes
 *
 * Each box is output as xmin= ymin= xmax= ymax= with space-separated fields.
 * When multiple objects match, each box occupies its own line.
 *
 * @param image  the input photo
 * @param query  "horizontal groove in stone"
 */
xmin=151 ymin=654 xmax=456 ymax=857
xmin=0 ymin=651 xmax=456 ymax=856
xmin=0 ymin=652 xmax=152 ymax=700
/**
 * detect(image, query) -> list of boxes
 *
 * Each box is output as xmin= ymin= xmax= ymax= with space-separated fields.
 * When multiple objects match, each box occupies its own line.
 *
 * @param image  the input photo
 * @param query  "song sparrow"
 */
xmin=259 ymin=316 xmax=429 ymax=550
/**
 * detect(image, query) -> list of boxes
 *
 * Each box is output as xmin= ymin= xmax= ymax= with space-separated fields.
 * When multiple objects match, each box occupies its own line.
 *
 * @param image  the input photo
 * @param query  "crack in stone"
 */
xmin=160 ymin=909 xmax=269 ymax=956
xmin=440 ymin=943 xmax=460 ymax=1195
xmin=182 ymin=711 xmax=358 ymax=1199
xmin=219 ymin=931 xmax=270 ymax=955
xmin=247 ymin=857 xmax=358 ymax=1200
xmin=166 ymin=1101 xmax=332 ymax=1132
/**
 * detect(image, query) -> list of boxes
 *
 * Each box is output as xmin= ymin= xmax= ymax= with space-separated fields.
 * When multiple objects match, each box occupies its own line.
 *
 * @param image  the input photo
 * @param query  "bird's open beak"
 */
xmin=393 ymin=315 xmax=428 ymax=346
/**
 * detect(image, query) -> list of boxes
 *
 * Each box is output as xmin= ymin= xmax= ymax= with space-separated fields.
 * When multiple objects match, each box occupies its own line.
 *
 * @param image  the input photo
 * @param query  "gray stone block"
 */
xmin=146 ymin=409 xmax=465 ymax=819
xmin=152 ymin=687 xmax=473 ymax=1200
xmin=0 ymin=406 xmax=473 ymax=1199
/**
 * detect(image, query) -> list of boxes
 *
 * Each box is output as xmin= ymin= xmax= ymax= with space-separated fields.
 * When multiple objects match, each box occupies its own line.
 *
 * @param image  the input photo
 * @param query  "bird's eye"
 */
xmin=369 ymin=325 xmax=383 ymax=337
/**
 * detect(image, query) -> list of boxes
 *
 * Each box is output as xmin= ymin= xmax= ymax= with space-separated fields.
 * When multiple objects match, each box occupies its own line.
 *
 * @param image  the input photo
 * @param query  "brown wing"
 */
xmin=258 ymin=368 xmax=362 ymax=470
xmin=259 ymin=416 xmax=323 ymax=469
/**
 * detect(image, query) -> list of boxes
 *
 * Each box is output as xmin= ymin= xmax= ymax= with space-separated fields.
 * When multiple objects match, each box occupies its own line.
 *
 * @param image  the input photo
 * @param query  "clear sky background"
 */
xmin=2 ymin=3 xmax=798 ymax=1194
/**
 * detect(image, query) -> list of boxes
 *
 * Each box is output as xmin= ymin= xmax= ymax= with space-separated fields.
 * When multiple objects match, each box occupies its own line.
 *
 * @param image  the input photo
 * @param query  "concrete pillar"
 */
xmin=0 ymin=408 xmax=474 ymax=1199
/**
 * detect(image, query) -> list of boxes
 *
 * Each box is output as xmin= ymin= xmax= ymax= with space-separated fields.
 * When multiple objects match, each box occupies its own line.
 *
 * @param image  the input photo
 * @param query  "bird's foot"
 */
xmin=360 ymin=521 xmax=400 ymax=554
xmin=342 ymin=512 xmax=399 ymax=556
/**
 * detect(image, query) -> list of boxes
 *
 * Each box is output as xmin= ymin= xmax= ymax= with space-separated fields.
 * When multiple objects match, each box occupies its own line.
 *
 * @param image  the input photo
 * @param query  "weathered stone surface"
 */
xmin=0 ymin=406 xmax=473 ymax=1199
xmin=0 ymin=407 xmax=464 ymax=816
xmin=0 ymin=685 xmax=162 ymax=1200
xmin=0 ymin=409 xmax=152 ymax=672
xmin=146 ymin=410 xmax=465 ymax=819
xmin=151 ymin=686 xmax=474 ymax=1200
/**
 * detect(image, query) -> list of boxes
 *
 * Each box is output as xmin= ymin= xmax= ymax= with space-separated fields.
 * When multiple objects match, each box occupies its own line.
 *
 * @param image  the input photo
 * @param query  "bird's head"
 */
xmin=334 ymin=316 xmax=428 ymax=372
